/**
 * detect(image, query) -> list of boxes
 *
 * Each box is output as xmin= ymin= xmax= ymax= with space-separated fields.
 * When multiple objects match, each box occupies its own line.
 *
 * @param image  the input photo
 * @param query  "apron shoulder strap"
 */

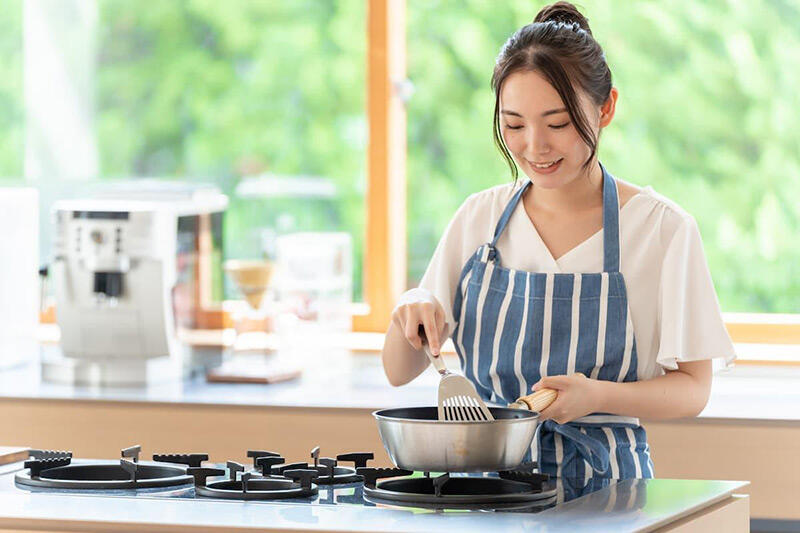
xmin=601 ymin=163 xmax=622 ymax=273
xmin=488 ymin=180 xmax=531 ymax=262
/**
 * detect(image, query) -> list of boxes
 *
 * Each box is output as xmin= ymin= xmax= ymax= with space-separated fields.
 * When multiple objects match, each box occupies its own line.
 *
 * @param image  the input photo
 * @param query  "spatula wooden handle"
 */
xmin=509 ymin=388 xmax=558 ymax=412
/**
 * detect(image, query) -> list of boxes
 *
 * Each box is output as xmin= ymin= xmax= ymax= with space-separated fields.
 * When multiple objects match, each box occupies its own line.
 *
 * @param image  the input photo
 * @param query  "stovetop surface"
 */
xmin=0 ymin=459 xmax=584 ymax=513
xmin=0 ymin=461 xmax=750 ymax=533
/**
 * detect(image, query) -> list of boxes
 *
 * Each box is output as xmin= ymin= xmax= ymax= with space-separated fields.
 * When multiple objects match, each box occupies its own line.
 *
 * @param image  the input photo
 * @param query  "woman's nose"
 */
xmin=525 ymin=127 xmax=550 ymax=156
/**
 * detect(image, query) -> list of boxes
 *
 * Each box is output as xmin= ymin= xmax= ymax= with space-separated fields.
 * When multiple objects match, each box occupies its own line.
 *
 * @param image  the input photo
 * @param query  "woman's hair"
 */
xmin=491 ymin=1 xmax=613 ymax=180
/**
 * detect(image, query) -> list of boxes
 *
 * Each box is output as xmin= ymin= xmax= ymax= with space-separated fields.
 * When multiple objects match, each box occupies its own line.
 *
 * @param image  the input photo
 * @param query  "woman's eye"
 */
xmin=549 ymin=122 xmax=570 ymax=129
xmin=504 ymin=124 xmax=524 ymax=130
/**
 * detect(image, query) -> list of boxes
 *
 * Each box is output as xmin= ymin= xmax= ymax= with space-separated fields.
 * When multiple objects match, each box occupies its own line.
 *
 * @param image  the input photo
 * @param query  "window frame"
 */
xmin=352 ymin=0 xmax=407 ymax=333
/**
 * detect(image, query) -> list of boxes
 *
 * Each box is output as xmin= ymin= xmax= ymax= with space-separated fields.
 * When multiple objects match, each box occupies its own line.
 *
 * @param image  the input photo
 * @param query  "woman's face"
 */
xmin=499 ymin=69 xmax=611 ymax=189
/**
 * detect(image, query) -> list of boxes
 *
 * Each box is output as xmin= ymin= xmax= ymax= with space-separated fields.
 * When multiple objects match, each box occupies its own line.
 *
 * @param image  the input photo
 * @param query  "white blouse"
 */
xmin=419 ymin=178 xmax=736 ymax=380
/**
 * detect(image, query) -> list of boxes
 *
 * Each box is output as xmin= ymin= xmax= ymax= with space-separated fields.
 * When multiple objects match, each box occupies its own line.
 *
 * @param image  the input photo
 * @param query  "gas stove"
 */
xmin=6 ymin=445 xmax=574 ymax=513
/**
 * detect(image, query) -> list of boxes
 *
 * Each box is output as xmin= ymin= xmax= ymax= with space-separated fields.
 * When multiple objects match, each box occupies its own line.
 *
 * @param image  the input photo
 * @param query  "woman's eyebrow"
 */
xmin=501 ymin=108 xmax=567 ymax=117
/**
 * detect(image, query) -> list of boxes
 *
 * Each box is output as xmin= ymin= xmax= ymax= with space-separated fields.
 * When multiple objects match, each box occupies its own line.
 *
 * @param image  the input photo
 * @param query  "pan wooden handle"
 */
xmin=509 ymin=388 xmax=558 ymax=412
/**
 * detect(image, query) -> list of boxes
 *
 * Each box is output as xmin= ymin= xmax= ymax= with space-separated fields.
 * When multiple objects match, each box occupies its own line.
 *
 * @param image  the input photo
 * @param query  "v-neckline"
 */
xmin=517 ymin=180 xmax=644 ymax=271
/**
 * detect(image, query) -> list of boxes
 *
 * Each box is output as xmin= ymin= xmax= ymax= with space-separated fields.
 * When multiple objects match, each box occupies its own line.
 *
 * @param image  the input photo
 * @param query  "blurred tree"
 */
xmin=96 ymin=0 xmax=366 ymax=298
xmin=407 ymin=0 xmax=800 ymax=312
xmin=3 ymin=0 xmax=798 ymax=312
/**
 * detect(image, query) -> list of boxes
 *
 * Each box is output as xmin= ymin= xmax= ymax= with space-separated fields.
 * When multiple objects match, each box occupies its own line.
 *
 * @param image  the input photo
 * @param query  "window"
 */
xmin=14 ymin=0 xmax=800 ymax=348
xmin=24 ymin=0 xmax=367 ymax=307
xmin=406 ymin=2 xmax=800 ymax=348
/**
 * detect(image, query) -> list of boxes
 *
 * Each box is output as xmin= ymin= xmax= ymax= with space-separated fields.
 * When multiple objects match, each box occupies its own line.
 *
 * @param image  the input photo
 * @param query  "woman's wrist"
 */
xmin=591 ymin=377 xmax=613 ymax=414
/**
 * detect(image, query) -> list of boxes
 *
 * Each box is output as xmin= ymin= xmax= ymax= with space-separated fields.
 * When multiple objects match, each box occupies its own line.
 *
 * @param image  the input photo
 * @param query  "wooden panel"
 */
xmin=354 ymin=0 xmax=407 ymax=333
xmin=0 ymin=399 xmax=391 ymax=468
xmin=645 ymin=419 xmax=800 ymax=520
xmin=657 ymin=494 xmax=749 ymax=532
xmin=724 ymin=313 xmax=800 ymax=345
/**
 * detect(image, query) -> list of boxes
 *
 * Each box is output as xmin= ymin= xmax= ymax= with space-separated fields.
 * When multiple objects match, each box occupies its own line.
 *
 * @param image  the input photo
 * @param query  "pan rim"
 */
xmin=372 ymin=406 xmax=539 ymax=425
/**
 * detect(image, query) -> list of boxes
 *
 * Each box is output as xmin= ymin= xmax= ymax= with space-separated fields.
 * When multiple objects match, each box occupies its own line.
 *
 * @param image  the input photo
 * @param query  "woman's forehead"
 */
xmin=499 ymin=70 xmax=567 ymax=116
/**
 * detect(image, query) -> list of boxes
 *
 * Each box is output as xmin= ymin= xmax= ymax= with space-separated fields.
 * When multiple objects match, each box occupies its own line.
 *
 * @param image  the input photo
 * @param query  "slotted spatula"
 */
xmin=419 ymin=326 xmax=494 ymax=422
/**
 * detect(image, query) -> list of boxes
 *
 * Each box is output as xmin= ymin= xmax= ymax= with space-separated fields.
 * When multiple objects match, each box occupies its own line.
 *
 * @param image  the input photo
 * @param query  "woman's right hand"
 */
xmin=391 ymin=288 xmax=448 ymax=356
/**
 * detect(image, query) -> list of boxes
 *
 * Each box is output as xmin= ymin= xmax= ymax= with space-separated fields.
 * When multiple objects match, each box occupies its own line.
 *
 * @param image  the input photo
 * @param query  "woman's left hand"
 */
xmin=532 ymin=374 xmax=604 ymax=424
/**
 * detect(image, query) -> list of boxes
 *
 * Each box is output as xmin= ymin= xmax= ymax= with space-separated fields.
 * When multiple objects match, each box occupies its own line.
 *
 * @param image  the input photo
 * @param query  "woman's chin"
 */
xmin=523 ymin=171 xmax=566 ymax=189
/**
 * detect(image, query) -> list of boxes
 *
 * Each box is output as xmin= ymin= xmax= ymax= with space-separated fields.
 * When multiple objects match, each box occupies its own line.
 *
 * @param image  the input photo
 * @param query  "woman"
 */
xmin=381 ymin=1 xmax=735 ymax=484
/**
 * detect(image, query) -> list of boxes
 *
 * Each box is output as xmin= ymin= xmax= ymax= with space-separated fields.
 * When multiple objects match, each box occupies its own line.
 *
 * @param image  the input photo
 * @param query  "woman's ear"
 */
xmin=599 ymin=87 xmax=618 ymax=128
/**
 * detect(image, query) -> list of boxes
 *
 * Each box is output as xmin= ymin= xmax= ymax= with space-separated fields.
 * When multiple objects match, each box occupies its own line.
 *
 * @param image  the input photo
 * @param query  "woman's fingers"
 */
xmin=434 ymin=305 xmax=449 ymax=340
xmin=421 ymin=313 xmax=440 ymax=356
xmin=403 ymin=310 xmax=422 ymax=351
xmin=538 ymin=397 xmax=566 ymax=423
xmin=533 ymin=375 xmax=570 ymax=391
xmin=391 ymin=296 xmax=447 ymax=354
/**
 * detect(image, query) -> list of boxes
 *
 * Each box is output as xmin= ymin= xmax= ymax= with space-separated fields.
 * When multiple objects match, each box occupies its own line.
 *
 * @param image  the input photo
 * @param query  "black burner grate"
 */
xmin=357 ymin=463 xmax=557 ymax=507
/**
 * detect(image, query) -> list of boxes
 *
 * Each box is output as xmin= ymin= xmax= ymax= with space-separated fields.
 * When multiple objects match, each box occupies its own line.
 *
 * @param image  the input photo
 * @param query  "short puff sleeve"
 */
xmin=656 ymin=215 xmax=736 ymax=370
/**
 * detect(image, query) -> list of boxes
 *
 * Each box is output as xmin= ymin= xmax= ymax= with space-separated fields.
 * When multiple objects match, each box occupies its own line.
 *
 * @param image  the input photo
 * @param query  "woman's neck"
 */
xmin=525 ymin=160 xmax=604 ymax=214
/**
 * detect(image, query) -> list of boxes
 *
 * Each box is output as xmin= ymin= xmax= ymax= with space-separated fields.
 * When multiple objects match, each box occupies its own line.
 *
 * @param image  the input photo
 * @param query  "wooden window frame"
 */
xmin=353 ymin=0 xmax=406 ymax=333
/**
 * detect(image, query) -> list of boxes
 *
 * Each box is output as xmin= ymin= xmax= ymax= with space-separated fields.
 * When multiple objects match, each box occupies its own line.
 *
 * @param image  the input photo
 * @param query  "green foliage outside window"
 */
xmin=96 ymin=0 xmax=366 ymax=298
xmin=408 ymin=0 xmax=800 ymax=313
xmin=1 ymin=0 xmax=798 ymax=312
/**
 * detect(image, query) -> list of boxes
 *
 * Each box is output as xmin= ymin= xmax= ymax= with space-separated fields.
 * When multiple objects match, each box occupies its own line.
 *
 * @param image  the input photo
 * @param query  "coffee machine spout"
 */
xmin=92 ymin=272 xmax=124 ymax=298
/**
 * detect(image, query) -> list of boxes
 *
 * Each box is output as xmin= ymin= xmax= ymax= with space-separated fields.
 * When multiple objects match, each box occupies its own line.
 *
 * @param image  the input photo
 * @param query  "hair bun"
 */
xmin=534 ymin=1 xmax=592 ymax=35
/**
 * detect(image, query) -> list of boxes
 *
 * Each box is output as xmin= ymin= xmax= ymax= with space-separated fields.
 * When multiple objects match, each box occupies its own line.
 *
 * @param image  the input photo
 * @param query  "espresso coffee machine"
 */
xmin=44 ymin=184 xmax=227 ymax=385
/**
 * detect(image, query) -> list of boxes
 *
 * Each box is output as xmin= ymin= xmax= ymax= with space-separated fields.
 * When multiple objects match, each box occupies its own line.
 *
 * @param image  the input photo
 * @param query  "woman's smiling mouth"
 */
xmin=527 ymin=158 xmax=563 ymax=173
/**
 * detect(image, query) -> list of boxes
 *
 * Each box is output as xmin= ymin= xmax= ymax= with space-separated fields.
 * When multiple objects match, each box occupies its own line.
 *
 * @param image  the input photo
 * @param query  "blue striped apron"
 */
xmin=451 ymin=164 xmax=654 ymax=483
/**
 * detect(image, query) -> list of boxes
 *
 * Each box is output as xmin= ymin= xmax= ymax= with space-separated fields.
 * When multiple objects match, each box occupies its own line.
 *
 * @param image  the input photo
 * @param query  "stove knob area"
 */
xmin=284 ymin=469 xmax=319 ymax=490
xmin=186 ymin=467 xmax=226 ymax=487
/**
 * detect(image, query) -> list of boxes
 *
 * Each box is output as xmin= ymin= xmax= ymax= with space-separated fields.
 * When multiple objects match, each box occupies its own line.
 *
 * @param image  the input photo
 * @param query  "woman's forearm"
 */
xmin=594 ymin=360 xmax=713 ymax=419
xmin=381 ymin=321 xmax=430 ymax=386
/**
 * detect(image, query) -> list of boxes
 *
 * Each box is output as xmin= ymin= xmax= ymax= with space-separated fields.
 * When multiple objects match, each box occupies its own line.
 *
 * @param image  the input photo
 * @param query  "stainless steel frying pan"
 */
xmin=373 ymin=390 xmax=557 ymax=472
xmin=373 ymin=406 xmax=538 ymax=472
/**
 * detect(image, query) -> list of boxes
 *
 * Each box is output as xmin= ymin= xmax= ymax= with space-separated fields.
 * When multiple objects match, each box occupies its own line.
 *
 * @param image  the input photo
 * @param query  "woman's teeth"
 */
xmin=530 ymin=159 xmax=561 ymax=169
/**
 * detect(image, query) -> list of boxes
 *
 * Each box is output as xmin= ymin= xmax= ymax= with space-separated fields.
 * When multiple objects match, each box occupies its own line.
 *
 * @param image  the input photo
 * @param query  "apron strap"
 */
xmin=541 ymin=419 xmax=610 ymax=476
xmin=487 ymin=180 xmax=531 ymax=262
xmin=600 ymin=163 xmax=622 ymax=273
